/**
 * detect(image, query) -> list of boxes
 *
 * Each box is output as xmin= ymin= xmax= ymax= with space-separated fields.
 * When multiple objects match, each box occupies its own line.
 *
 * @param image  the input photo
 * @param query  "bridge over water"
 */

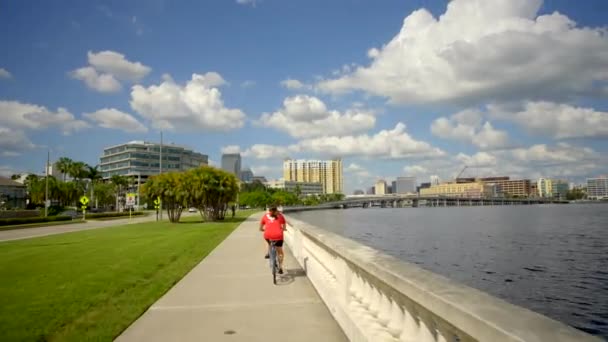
xmin=286 ymin=195 xmax=568 ymax=211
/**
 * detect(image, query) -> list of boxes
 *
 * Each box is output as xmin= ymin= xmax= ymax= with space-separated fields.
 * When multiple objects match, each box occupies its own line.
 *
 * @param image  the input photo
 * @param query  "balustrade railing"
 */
xmin=283 ymin=216 xmax=600 ymax=342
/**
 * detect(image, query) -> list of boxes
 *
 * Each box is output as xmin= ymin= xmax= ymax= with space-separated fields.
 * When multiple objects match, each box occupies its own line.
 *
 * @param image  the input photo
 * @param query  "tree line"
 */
xmin=10 ymin=157 xmax=134 ymax=212
xmin=237 ymin=180 xmax=345 ymax=208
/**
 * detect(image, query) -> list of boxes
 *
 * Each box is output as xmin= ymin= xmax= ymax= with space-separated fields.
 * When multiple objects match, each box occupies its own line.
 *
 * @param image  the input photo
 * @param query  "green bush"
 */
xmin=0 ymin=216 xmax=72 ymax=226
xmin=46 ymin=205 xmax=66 ymax=217
xmin=86 ymin=212 xmax=145 ymax=219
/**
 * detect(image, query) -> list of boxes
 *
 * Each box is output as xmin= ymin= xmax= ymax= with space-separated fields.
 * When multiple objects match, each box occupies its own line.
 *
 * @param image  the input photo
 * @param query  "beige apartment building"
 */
xmin=374 ymin=180 xmax=387 ymax=195
xmin=479 ymin=177 xmax=531 ymax=197
xmin=420 ymin=181 xmax=496 ymax=198
xmin=265 ymin=180 xmax=323 ymax=196
xmin=283 ymin=159 xmax=343 ymax=194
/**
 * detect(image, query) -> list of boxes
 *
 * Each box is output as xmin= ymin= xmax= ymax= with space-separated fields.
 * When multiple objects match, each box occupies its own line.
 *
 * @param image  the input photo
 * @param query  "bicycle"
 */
xmin=268 ymin=240 xmax=280 ymax=285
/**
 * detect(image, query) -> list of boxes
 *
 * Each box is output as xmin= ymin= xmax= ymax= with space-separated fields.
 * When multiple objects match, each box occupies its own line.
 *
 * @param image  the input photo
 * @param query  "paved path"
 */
xmin=0 ymin=213 xmax=190 ymax=242
xmin=115 ymin=213 xmax=347 ymax=342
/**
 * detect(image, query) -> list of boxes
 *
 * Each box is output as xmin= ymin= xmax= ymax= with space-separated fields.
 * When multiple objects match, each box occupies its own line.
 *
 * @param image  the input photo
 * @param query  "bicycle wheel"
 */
xmin=270 ymin=245 xmax=277 ymax=285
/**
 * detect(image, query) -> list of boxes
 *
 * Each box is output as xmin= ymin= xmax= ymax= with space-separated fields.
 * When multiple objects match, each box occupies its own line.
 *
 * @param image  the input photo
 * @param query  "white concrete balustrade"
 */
xmin=283 ymin=216 xmax=601 ymax=342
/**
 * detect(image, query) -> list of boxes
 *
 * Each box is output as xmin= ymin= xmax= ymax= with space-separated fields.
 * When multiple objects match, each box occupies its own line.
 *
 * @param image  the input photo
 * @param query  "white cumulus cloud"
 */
xmin=242 ymin=144 xmax=294 ymax=160
xmin=70 ymin=67 xmax=122 ymax=93
xmin=0 ymin=100 xmax=90 ymax=135
xmin=431 ymin=109 xmax=510 ymax=150
xmin=280 ymin=79 xmax=310 ymax=90
xmin=258 ymin=95 xmax=376 ymax=138
xmin=130 ymin=73 xmax=246 ymax=131
xmin=83 ymin=108 xmax=148 ymax=133
xmin=317 ymin=0 xmax=608 ymax=105
xmin=489 ymin=101 xmax=608 ymax=139
xmin=0 ymin=127 xmax=36 ymax=156
xmin=0 ymin=68 xmax=12 ymax=79
xmin=70 ymin=50 xmax=151 ymax=93
xmin=221 ymin=145 xmax=242 ymax=154
xmin=295 ymin=123 xmax=445 ymax=159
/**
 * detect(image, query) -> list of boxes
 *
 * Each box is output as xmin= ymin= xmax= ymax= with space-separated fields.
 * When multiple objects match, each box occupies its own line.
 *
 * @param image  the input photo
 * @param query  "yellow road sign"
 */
xmin=80 ymin=196 xmax=89 ymax=205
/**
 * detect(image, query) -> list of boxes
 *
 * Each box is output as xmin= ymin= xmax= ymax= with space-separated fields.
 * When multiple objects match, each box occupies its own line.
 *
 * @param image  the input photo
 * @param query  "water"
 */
xmin=288 ymin=204 xmax=608 ymax=339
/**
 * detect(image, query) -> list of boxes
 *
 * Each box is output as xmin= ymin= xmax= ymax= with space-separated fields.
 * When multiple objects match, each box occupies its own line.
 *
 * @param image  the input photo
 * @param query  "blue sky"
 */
xmin=1 ymin=0 xmax=607 ymax=193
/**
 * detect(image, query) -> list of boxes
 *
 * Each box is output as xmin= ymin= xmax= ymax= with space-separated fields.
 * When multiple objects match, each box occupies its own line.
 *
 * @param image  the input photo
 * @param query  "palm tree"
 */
xmin=55 ymin=157 xmax=73 ymax=182
xmin=86 ymin=165 xmax=103 ymax=208
xmin=111 ymin=175 xmax=128 ymax=211
xmin=68 ymin=161 xmax=87 ymax=181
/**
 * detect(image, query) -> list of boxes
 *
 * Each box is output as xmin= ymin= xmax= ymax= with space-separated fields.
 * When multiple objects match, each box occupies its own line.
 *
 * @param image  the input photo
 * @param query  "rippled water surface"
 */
xmin=288 ymin=204 xmax=608 ymax=339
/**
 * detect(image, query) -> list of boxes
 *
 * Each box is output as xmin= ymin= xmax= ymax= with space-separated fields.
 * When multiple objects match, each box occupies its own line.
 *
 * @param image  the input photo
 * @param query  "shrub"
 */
xmin=0 ymin=216 xmax=72 ymax=226
xmin=86 ymin=212 xmax=145 ymax=219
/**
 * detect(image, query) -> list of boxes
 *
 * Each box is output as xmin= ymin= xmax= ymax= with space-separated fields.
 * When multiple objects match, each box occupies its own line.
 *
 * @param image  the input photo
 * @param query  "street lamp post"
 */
xmin=44 ymin=150 xmax=49 ymax=218
xmin=159 ymin=130 xmax=163 ymax=220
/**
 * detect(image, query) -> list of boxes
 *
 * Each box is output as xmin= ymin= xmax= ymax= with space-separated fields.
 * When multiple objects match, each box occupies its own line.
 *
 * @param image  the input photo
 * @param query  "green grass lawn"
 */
xmin=0 ymin=210 xmax=257 ymax=342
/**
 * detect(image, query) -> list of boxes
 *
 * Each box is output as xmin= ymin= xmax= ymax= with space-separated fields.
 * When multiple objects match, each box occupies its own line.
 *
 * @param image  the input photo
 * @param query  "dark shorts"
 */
xmin=265 ymin=239 xmax=284 ymax=247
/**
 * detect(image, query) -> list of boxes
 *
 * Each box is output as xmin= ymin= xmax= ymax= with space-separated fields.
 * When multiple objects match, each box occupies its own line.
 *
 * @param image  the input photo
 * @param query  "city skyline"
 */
xmin=1 ymin=0 xmax=607 ymax=195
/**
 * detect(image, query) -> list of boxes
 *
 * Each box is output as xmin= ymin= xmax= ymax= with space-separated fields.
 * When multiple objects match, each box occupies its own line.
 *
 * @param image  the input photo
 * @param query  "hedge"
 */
xmin=85 ymin=212 xmax=145 ymax=219
xmin=0 ymin=216 xmax=72 ymax=226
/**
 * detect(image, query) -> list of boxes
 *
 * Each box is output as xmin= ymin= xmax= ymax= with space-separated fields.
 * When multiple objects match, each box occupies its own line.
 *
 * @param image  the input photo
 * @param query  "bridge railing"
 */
xmin=283 ymin=216 xmax=600 ymax=342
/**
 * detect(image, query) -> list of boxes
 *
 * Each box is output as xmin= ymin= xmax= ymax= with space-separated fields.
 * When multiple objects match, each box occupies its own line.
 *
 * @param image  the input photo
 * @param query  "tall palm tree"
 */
xmin=55 ymin=157 xmax=73 ymax=182
xmin=86 ymin=165 xmax=103 ymax=208
xmin=68 ymin=161 xmax=87 ymax=181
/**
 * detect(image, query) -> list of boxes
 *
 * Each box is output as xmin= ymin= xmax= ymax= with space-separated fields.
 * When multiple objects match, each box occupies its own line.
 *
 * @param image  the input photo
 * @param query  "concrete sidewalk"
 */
xmin=115 ymin=213 xmax=347 ymax=342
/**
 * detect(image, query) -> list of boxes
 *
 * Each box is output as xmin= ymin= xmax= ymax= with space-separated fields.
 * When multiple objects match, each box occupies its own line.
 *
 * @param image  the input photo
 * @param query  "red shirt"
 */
xmin=261 ymin=213 xmax=286 ymax=240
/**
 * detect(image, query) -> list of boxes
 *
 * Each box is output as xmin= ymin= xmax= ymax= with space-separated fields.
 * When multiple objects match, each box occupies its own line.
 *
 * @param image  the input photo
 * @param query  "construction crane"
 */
xmin=454 ymin=165 xmax=468 ymax=182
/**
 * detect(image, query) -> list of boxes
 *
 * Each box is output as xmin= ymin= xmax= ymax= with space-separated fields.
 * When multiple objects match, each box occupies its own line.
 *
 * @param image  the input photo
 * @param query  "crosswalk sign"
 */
xmin=154 ymin=197 xmax=161 ymax=210
xmin=80 ymin=196 xmax=89 ymax=206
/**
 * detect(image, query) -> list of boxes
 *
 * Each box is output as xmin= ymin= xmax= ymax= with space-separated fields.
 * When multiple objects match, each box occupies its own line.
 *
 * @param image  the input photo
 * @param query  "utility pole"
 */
xmin=44 ymin=150 xmax=49 ymax=217
xmin=137 ymin=172 xmax=141 ymax=210
xmin=159 ymin=130 xmax=163 ymax=220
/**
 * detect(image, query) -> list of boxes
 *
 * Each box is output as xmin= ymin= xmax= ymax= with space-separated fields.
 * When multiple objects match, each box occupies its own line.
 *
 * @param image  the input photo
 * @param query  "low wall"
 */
xmin=0 ymin=210 xmax=40 ymax=219
xmin=284 ymin=216 xmax=600 ymax=342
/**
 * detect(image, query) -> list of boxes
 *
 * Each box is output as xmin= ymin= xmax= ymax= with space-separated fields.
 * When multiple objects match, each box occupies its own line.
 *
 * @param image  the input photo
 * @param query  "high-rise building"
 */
xmin=353 ymin=189 xmax=364 ymax=195
xmin=240 ymin=168 xmax=254 ymax=182
xmin=99 ymin=141 xmax=208 ymax=180
xmin=480 ymin=177 xmax=531 ymax=197
xmin=366 ymin=187 xmax=375 ymax=195
xmin=395 ymin=177 xmax=416 ymax=194
xmin=283 ymin=159 xmax=343 ymax=194
xmin=375 ymin=180 xmax=387 ymax=195
xmin=551 ymin=180 xmax=569 ymax=199
xmin=537 ymin=178 xmax=568 ymax=199
xmin=430 ymin=175 xmax=440 ymax=186
xmin=587 ymin=176 xmax=608 ymax=200
xmin=221 ymin=153 xmax=242 ymax=177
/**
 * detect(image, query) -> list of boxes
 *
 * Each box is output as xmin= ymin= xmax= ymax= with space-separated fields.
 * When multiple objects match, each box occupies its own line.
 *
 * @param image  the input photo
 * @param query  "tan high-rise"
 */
xmin=283 ymin=159 xmax=343 ymax=194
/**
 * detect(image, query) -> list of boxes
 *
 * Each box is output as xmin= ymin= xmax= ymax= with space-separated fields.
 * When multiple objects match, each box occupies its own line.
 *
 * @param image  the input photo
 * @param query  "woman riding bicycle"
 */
xmin=259 ymin=206 xmax=286 ymax=274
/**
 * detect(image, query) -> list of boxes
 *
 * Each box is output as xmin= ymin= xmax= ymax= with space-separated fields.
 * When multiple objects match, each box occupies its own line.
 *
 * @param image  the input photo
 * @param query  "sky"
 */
xmin=0 ymin=0 xmax=607 ymax=194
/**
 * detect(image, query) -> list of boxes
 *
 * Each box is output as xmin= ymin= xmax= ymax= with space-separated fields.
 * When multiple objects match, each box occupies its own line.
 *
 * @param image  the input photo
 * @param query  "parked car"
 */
xmin=188 ymin=207 xmax=197 ymax=213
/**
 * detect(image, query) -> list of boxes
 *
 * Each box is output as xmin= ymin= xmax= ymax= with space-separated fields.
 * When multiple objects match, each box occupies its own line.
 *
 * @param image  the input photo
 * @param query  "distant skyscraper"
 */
xmin=375 ymin=180 xmax=387 ymax=195
xmin=587 ymin=176 xmax=608 ymax=200
xmin=430 ymin=175 xmax=440 ymax=185
xmin=221 ymin=153 xmax=241 ymax=177
xmin=240 ymin=168 xmax=254 ymax=182
xmin=283 ymin=158 xmax=343 ymax=194
xmin=395 ymin=177 xmax=416 ymax=194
